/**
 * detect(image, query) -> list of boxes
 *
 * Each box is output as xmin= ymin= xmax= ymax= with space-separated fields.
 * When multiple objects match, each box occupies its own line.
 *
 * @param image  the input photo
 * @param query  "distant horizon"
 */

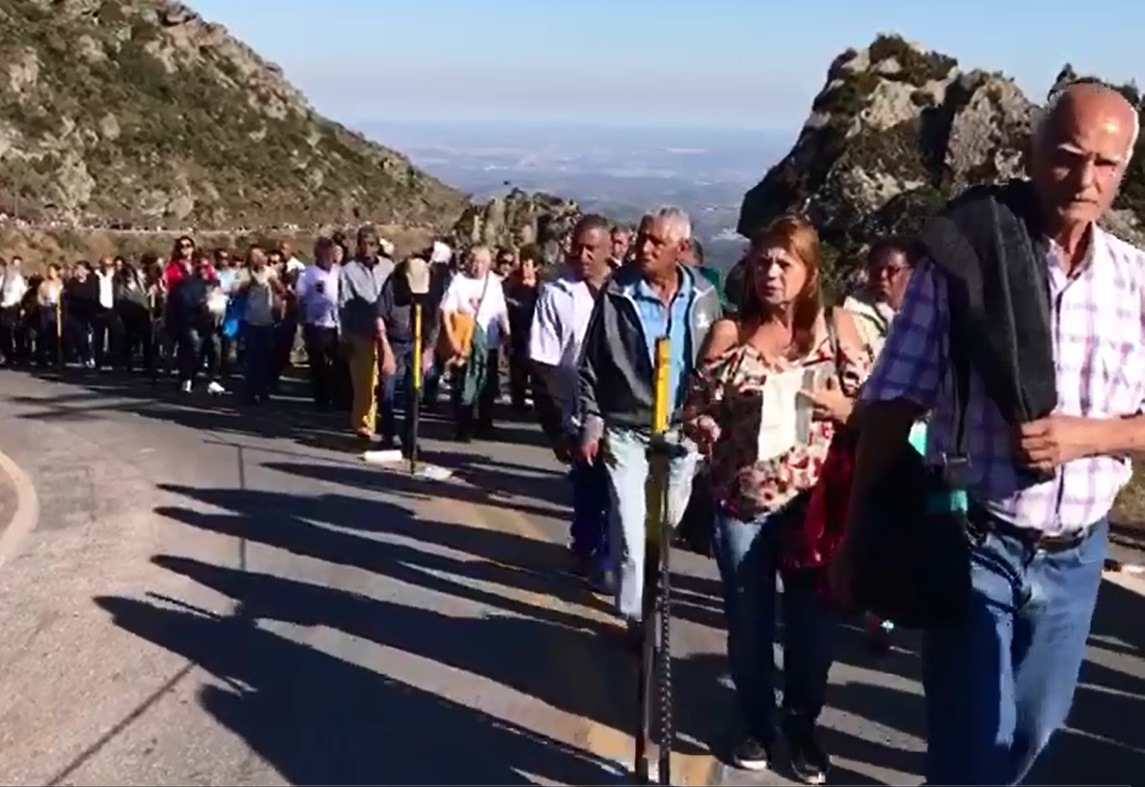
xmin=348 ymin=116 xmax=793 ymax=135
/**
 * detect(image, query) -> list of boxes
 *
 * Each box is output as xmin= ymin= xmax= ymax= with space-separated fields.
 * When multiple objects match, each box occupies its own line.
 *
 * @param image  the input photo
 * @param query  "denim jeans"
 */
xmin=380 ymin=345 xmax=414 ymax=446
xmin=921 ymin=516 xmax=1108 ymax=785
xmin=243 ymin=324 xmax=276 ymax=400
xmin=569 ymin=456 xmax=610 ymax=568
xmin=712 ymin=501 xmax=836 ymax=743
xmin=602 ymin=427 xmax=697 ymax=621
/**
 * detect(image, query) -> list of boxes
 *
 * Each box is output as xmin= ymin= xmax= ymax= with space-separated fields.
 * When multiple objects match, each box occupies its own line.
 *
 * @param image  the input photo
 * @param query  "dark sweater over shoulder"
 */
xmin=165 ymin=276 xmax=210 ymax=333
xmin=915 ymin=178 xmax=1056 ymax=427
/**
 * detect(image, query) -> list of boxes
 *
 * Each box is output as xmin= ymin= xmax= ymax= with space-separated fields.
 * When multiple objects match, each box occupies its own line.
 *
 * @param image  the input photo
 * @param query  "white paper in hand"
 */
xmin=756 ymin=367 xmax=806 ymax=462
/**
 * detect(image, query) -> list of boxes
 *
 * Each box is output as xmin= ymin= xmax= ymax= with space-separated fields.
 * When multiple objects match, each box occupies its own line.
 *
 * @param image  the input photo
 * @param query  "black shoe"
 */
xmin=731 ymin=735 xmax=775 ymax=772
xmin=786 ymin=728 xmax=829 ymax=785
xmin=567 ymin=552 xmax=592 ymax=579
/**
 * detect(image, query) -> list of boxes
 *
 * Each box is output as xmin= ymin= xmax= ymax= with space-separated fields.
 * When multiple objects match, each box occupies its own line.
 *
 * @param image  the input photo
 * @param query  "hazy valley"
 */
xmin=364 ymin=120 xmax=791 ymax=271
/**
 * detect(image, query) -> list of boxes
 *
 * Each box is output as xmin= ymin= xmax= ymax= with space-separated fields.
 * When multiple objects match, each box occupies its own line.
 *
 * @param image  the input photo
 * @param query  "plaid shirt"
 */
xmin=860 ymin=226 xmax=1145 ymax=535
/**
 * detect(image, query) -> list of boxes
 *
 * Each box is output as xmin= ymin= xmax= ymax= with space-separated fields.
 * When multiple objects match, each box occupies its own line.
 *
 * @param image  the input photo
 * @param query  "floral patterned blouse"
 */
xmin=682 ymin=329 xmax=869 ymax=521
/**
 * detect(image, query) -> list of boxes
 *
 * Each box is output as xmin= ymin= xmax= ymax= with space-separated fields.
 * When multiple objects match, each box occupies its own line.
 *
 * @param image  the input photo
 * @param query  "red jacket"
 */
xmin=163 ymin=260 xmax=186 ymax=288
xmin=163 ymin=260 xmax=215 ymax=288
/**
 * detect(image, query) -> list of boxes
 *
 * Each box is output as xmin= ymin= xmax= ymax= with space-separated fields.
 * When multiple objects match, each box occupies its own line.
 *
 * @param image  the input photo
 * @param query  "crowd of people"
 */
xmin=531 ymin=82 xmax=1144 ymax=787
xmin=0 ymin=82 xmax=1141 ymax=787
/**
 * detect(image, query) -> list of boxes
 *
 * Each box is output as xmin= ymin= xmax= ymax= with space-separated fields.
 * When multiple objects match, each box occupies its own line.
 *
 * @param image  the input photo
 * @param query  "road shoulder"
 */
xmin=0 ymin=446 xmax=39 ymax=567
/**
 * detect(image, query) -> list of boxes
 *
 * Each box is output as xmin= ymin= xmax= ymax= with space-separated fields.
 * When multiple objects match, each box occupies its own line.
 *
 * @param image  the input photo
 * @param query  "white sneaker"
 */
xmin=207 ymin=381 xmax=226 ymax=395
xmin=180 ymin=380 xmax=192 ymax=393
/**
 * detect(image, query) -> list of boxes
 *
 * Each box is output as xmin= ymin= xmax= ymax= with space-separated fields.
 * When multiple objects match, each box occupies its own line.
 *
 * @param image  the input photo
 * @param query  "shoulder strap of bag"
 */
xmin=945 ymin=295 xmax=972 ymax=483
xmin=475 ymin=273 xmax=492 ymax=315
xmin=824 ymin=306 xmax=843 ymax=382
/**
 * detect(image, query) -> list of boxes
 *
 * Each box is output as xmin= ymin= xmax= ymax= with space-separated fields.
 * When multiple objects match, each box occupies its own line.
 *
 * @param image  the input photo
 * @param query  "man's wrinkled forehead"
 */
xmin=1043 ymin=88 xmax=1136 ymax=160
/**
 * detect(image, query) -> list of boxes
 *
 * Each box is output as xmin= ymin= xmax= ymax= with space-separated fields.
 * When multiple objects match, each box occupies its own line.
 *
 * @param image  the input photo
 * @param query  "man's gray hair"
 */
xmin=649 ymin=205 xmax=692 ymax=241
xmin=1036 ymin=84 xmax=1141 ymax=165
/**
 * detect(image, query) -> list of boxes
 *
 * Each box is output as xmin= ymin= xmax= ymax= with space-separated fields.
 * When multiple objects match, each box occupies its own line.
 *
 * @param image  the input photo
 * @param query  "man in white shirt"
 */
xmin=94 ymin=257 xmax=116 ymax=370
xmin=530 ymin=215 xmax=615 ymax=590
xmin=439 ymin=245 xmax=509 ymax=440
xmin=0 ymin=256 xmax=28 ymax=366
xmin=279 ymin=239 xmax=307 ymax=276
xmin=297 ymin=237 xmax=342 ymax=410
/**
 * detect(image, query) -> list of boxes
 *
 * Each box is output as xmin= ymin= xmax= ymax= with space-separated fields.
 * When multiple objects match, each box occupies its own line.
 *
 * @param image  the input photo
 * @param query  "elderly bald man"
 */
xmin=834 ymin=83 xmax=1143 ymax=784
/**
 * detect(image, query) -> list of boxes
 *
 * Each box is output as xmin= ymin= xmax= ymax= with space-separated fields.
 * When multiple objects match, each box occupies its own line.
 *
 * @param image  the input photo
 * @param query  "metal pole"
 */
xmin=410 ymin=300 xmax=423 ymax=476
xmin=55 ymin=290 xmax=63 ymax=370
xmin=634 ymin=335 xmax=673 ymax=786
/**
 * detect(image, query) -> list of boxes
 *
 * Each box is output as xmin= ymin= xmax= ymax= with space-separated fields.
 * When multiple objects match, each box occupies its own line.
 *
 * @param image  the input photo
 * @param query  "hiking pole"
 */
xmin=410 ymin=299 xmax=423 ymax=475
xmin=407 ymin=260 xmax=430 ymax=475
xmin=149 ymin=288 xmax=158 ymax=387
xmin=634 ymin=335 xmax=673 ymax=786
xmin=55 ymin=295 xmax=63 ymax=370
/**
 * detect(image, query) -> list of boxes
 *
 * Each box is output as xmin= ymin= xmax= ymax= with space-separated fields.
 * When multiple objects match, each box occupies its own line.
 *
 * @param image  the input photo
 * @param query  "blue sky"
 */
xmin=191 ymin=0 xmax=1142 ymax=131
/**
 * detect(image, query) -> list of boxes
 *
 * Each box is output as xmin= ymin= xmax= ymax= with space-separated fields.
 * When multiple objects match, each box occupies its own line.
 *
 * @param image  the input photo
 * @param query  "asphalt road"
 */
xmin=0 ymin=368 xmax=1141 ymax=786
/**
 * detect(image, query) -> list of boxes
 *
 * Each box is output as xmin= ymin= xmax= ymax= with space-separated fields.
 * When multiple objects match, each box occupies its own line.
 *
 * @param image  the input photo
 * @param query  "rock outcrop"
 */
xmin=738 ymin=34 xmax=1145 ymax=285
xmin=0 ymin=0 xmax=467 ymax=228
xmin=450 ymin=188 xmax=585 ymax=263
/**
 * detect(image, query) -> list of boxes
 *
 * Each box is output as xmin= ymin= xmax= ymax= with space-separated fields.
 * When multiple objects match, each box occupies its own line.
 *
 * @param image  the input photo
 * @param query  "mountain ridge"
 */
xmin=738 ymin=34 xmax=1145 ymax=287
xmin=0 ymin=0 xmax=467 ymax=229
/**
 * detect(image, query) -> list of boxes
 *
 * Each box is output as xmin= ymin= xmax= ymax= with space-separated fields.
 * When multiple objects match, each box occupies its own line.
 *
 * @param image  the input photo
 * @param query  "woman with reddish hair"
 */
xmin=163 ymin=236 xmax=197 ymax=288
xmin=682 ymin=215 xmax=869 ymax=782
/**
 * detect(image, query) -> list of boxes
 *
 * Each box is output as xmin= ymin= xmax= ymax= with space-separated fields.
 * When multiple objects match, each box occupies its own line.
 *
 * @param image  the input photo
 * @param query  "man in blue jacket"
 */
xmin=577 ymin=205 xmax=721 ymax=648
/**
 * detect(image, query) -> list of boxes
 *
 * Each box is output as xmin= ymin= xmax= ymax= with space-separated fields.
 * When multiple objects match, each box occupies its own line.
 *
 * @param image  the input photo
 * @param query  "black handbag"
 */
xmin=850 ymin=336 xmax=973 ymax=629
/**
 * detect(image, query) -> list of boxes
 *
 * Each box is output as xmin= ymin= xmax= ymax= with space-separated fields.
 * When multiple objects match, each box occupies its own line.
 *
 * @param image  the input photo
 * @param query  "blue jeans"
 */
xmin=602 ymin=428 xmax=697 ymax=621
xmin=712 ymin=502 xmax=836 ymax=742
xmin=380 ymin=345 xmax=414 ymax=446
xmin=243 ymin=324 xmax=275 ymax=400
xmin=921 ymin=516 xmax=1108 ymax=785
xmin=569 ymin=457 xmax=610 ymax=568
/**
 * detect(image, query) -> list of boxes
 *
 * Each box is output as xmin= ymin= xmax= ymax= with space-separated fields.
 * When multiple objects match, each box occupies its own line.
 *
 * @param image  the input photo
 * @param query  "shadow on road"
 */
xmin=93 ymin=593 xmax=621 ymax=786
xmin=815 ymin=578 xmax=1145 ymax=785
xmin=9 ymin=367 xmax=554 ymax=451
xmin=132 ymin=483 xmax=725 ymax=773
xmin=255 ymin=459 xmax=727 ymax=633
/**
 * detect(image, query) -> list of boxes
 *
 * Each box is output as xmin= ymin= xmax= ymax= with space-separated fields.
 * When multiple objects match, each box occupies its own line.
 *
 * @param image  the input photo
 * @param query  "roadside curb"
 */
xmin=0 ymin=447 xmax=39 ymax=567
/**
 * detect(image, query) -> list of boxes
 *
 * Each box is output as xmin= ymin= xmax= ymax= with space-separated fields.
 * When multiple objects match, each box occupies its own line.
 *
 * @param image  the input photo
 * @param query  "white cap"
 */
xmin=405 ymin=257 xmax=430 ymax=295
xmin=430 ymin=241 xmax=452 ymax=264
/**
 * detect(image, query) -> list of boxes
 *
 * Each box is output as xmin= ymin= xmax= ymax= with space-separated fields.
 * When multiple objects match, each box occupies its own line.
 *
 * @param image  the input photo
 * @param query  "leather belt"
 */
xmin=967 ymin=505 xmax=1092 ymax=554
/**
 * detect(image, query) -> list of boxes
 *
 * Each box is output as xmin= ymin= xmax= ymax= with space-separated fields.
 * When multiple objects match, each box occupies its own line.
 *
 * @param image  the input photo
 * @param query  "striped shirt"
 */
xmin=860 ymin=225 xmax=1145 ymax=534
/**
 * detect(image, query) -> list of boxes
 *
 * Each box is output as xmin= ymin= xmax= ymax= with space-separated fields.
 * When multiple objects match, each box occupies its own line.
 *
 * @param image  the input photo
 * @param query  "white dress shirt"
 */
xmin=296 ymin=264 xmax=340 ymax=328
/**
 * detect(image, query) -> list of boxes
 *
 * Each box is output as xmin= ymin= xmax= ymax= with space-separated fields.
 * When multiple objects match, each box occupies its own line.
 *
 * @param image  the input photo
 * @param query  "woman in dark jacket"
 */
xmin=503 ymin=245 xmax=541 ymax=412
xmin=114 ymin=262 xmax=153 ymax=373
xmin=64 ymin=261 xmax=100 ymax=368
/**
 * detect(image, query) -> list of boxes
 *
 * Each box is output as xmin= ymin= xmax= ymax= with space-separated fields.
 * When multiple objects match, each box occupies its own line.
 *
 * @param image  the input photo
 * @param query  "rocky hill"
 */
xmin=0 ymin=0 xmax=467 ymax=228
xmin=738 ymin=34 xmax=1145 ymax=287
xmin=450 ymin=189 xmax=584 ymax=262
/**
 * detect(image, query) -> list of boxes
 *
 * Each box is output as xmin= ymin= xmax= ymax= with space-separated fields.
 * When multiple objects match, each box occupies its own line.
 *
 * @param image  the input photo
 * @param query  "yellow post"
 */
xmin=409 ymin=301 xmax=423 ymax=475
xmin=55 ymin=294 xmax=63 ymax=368
xmin=646 ymin=336 xmax=672 ymax=543
xmin=636 ymin=333 xmax=674 ymax=785
xmin=412 ymin=303 xmax=423 ymax=393
xmin=651 ymin=337 xmax=671 ymax=434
